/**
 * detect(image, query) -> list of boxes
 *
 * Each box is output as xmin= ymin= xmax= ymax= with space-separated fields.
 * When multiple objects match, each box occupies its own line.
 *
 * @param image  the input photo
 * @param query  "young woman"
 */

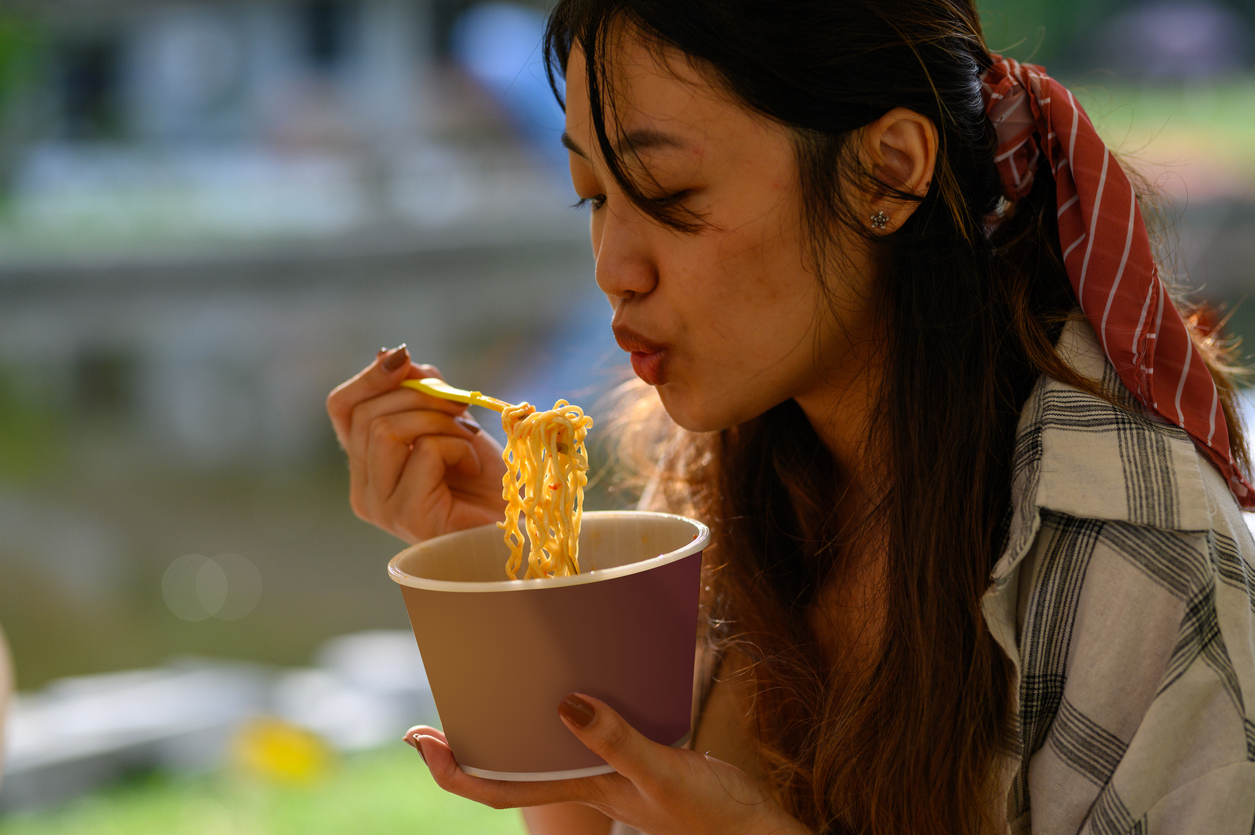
xmin=326 ymin=1 xmax=1255 ymax=832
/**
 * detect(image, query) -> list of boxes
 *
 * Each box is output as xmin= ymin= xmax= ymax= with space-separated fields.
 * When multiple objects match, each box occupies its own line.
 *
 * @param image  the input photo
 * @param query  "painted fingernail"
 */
xmin=403 ymin=732 xmax=427 ymax=764
xmin=382 ymin=344 xmax=409 ymax=371
xmin=455 ymin=416 xmax=481 ymax=435
xmin=559 ymin=694 xmax=595 ymax=728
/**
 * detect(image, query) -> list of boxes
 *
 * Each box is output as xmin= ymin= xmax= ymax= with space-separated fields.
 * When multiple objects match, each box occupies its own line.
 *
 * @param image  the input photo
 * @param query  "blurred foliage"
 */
xmin=977 ymin=0 xmax=1102 ymax=63
xmin=0 ymin=14 xmax=45 ymax=198
xmin=978 ymin=0 xmax=1255 ymax=67
xmin=0 ymin=367 xmax=65 ymax=485
xmin=0 ymin=746 xmax=526 ymax=835
xmin=0 ymin=16 xmax=41 ymax=101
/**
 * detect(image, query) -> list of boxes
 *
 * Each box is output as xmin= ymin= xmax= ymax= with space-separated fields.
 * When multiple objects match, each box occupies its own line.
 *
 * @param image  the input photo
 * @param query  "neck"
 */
xmin=793 ymin=335 xmax=890 ymax=672
xmin=792 ymin=334 xmax=883 ymax=489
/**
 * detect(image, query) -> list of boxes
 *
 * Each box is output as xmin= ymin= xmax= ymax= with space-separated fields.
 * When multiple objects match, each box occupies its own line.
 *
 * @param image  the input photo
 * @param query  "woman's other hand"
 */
xmin=405 ymin=694 xmax=812 ymax=835
xmin=326 ymin=345 xmax=507 ymax=543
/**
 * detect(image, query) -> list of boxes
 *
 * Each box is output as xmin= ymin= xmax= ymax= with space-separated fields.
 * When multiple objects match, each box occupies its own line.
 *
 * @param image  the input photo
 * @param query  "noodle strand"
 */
xmin=498 ymin=400 xmax=593 ymax=579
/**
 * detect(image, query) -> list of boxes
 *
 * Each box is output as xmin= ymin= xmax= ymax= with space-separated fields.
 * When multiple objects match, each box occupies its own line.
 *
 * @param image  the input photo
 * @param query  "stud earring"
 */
xmin=870 ymin=210 xmax=889 ymax=231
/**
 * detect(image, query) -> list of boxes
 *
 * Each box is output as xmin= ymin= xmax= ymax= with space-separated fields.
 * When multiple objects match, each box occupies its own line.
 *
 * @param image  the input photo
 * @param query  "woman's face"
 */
xmin=564 ymin=36 xmax=878 ymax=433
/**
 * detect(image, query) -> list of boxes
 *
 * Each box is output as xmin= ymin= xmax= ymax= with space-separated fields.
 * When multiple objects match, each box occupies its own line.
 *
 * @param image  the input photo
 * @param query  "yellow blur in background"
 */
xmin=232 ymin=718 xmax=335 ymax=785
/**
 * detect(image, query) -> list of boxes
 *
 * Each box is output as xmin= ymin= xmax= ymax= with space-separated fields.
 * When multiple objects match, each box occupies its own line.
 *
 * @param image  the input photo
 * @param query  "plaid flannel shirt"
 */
xmin=984 ymin=317 xmax=1255 ymax=833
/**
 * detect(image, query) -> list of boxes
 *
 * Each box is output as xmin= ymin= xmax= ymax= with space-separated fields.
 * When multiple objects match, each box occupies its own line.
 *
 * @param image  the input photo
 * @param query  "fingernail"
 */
xmin=403 ymin=732 xmax=427 ymax=764
xmin=455 ymin=416 xmax=481 ymax=435
xmin=382 ymin=344 xmax=409 ymax=371
xmin=559 ymin=694 xmax=595 ymax=729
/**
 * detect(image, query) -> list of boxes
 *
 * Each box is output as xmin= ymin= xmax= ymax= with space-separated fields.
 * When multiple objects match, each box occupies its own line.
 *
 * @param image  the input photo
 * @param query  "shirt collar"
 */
xmin=992 ymin=315 xmax=1214 ymax=583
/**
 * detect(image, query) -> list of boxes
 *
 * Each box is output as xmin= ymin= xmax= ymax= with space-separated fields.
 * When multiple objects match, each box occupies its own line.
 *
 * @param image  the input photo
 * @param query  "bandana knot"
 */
xmin=980 ymin=56 xmax=1048 ymax=201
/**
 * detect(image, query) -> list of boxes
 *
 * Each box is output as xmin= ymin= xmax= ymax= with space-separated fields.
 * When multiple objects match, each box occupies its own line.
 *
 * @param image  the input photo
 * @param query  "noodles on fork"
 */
xmin=498 ymin=400 xmax=593 ymax=580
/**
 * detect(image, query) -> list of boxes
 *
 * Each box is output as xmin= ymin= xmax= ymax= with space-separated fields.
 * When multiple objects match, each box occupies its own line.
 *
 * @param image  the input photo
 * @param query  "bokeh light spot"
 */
xmin=163 ymin=552 xmax=262 ymax=621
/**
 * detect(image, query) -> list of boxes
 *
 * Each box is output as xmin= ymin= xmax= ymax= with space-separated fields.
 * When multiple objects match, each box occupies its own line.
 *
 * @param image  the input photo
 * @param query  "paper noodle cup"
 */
xmin=388 ymin=510 xmax=710 ymax=781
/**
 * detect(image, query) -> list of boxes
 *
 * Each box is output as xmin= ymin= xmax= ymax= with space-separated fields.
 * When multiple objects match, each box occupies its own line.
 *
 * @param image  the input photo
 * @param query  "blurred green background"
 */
xmin=0 ymin=0 xmax=1252 ymax=831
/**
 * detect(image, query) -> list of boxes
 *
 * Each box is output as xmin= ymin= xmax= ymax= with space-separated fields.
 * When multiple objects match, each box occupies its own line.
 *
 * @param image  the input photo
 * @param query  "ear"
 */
xmin=858 ymin=107 xmax=937 ymax=234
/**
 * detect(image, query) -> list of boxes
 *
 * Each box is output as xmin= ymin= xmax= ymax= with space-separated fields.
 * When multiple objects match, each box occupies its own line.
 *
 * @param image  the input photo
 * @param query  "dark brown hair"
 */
xmin=545 ymin=2 xmax=1249 ymax=832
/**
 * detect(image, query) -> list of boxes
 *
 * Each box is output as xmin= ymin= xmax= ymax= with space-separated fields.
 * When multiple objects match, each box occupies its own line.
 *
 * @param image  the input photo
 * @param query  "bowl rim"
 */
xmin=387 ymin=510 xmax=710 ymax=593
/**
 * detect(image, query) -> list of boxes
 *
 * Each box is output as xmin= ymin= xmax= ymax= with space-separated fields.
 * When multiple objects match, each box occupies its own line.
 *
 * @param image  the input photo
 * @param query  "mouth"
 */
xmin=612 ymin=323 xmax=669 ymax=387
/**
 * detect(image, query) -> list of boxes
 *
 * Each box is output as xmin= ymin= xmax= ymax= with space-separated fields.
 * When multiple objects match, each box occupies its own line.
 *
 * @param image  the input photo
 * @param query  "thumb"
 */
xmin=558 ymin=693 xmax=661 ymax=785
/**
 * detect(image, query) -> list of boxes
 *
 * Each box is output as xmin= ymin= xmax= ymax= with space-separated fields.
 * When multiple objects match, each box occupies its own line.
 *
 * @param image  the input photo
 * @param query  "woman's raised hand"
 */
xmin=405 ymin=695 xmax=812 ymax=835
xmin=326 ymin=345 xmax=508 ymax=544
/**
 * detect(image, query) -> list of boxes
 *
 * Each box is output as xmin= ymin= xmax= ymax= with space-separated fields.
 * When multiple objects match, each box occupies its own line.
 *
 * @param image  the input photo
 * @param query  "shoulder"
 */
xmin=988 ymin=318 xmax=1255 ymax=833
xmin=993 ymin=316 xmax=1240 ymax=593
xmin=1011 ymin=317 xmax=1216 ymax=541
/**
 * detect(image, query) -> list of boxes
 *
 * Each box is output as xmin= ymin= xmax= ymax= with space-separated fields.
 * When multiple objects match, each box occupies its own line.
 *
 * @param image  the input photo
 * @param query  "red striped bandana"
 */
xmin=980 ymin=54 xmax=1254 ymax=508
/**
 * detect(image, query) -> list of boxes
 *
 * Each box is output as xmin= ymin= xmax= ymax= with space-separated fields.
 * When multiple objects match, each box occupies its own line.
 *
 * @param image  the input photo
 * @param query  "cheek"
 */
xmin=721 ymin=194 xmax=808 ymax=294
xmin=694 ymin=218 xmax=814 ymax=340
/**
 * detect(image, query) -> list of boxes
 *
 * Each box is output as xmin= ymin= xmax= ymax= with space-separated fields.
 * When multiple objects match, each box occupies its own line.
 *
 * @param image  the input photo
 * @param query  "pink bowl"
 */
xmin=388 ymin=510 xmax=710 ymax=781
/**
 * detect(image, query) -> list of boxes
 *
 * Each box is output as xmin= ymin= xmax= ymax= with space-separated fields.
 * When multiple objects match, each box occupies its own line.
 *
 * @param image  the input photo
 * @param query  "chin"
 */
xmin=656 ymin=390 xmax=742 ymax=434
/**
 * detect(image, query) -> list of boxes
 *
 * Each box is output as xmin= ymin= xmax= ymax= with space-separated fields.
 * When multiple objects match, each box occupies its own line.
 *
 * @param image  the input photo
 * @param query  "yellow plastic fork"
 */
xmin=402 ymin=378 xmax=574 ymax=454
xmin=401 ymin=378 xmax=513 ymax=412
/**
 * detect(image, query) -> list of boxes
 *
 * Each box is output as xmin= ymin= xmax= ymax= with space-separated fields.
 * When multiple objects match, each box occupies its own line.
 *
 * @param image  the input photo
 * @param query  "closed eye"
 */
xmin=572 ymin=195 xmax=606 ymax=211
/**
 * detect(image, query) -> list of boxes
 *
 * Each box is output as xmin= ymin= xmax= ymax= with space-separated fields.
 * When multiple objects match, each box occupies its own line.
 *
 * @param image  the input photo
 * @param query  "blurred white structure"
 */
xmin=0 ymin=660 xmax=272 ymax=811
xmin=8 ymin=0 xmax=564 ymax=244
xmin=36 ymin=0 xmax=438 ymax=144
xmin=0 ymin=630 xmax=437 ymax=812
xmin=274 ymin=630 xmax=436 ymax=751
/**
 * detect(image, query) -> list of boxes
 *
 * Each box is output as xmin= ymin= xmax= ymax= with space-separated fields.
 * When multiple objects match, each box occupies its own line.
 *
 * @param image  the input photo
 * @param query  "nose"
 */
xmin=592 ymin=200 xmax=658 ymax=304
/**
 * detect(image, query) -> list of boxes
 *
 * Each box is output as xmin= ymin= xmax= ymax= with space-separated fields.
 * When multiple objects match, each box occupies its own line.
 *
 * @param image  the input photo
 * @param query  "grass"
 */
xmin=0 ymin=747 xmax=527 ymax=835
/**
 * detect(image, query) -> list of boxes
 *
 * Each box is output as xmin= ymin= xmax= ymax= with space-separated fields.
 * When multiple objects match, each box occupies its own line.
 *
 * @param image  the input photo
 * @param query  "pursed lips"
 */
xmin=611 ymin=322 xmax=666 ymax=355
xmin=612 ymin=323 xmax=669 ymax=386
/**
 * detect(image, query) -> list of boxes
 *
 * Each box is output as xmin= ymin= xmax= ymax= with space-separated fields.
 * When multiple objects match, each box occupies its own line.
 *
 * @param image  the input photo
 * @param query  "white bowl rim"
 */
xmin=387 ymin=510 xmax=710 ymax=593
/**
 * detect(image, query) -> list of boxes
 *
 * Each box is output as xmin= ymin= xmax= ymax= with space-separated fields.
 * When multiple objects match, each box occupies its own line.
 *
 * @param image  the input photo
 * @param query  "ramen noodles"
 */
xmin=498 ymin=400 xmax=593 ymax=580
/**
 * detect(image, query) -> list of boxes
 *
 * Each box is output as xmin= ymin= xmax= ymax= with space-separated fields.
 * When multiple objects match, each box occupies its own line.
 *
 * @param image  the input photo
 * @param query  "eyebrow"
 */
xmin=561 ymin=128 xmax=690 ymax=160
